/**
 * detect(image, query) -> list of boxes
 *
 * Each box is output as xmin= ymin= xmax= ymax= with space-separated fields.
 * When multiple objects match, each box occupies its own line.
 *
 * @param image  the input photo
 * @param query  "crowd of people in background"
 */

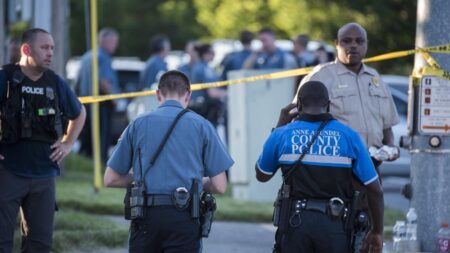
xmin=71 ymin=27 xmax=336 ymax=160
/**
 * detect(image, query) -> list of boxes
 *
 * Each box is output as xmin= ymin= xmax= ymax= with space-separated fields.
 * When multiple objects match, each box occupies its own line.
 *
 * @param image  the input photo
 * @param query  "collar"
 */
xmin=297 ymin=113 xmax=334 ymax=122
xmin=335 ymin=59 xmax=377 ymax=76
xmin=159 ymin=100 xmax=183 ymax=109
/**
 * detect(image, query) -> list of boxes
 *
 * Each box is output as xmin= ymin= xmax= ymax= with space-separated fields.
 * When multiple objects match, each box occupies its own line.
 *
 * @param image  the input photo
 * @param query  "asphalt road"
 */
xmin=72 ymin=176 xmax=409 ymax=253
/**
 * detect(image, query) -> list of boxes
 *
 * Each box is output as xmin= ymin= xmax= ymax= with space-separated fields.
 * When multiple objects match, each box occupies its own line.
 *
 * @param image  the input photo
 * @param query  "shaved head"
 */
xmin=337 ymin=23 xmax=367 ymax=40
xmin=335 ymin=22 xmax=368 ymax=72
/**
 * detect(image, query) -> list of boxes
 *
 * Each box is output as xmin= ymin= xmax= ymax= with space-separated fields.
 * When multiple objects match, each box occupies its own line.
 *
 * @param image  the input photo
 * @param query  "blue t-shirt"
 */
xmin=257 ymin=113 xmax=378 ymax=200
xmin=76 ymin=48 xmax=120 ymax=96
xmin=107 ymin=100 xmax=234 ymax=194
xmin=140 ymin=55 xmax=168 ymax=90
xmin=254 ymin=47 xmax=288 ymax=69
xmin=0 ymin=69 xmax=82 ymax=178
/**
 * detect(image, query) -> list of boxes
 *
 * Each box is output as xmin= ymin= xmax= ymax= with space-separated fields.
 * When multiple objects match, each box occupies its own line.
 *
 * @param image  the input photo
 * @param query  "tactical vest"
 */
xmin=0 ymin=64 xmax=67 ymax=144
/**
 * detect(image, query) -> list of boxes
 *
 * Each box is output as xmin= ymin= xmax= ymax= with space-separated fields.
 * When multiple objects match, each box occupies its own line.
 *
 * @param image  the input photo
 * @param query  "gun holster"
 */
xmin=200 ymin=192 xmax=216 ymax=238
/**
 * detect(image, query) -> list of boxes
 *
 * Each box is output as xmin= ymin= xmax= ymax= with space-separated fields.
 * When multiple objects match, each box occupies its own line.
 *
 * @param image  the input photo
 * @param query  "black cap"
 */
xmin=297 ymin=81 xmax=329 ymax=106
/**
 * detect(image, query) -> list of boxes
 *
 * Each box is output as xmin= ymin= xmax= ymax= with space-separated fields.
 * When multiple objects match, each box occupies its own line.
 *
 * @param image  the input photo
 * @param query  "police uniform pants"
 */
xmin=129 ymin=206 xmax=201 ymax=253
xmin=280 ymin=210 xmax=350 ymax=253
xmin=0 ymin=166 xmax=55 ymax=253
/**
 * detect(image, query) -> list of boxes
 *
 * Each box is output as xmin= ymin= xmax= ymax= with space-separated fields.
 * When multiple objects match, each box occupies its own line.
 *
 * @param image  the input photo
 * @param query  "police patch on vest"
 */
xmin=22 ymin=86 xmax=44 ymax=95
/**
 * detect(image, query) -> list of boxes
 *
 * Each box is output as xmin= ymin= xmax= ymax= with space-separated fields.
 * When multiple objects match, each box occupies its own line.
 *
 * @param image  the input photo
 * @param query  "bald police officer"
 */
xmin=104 ymin=70 xmax=233 ymax=253
xmin=258 ymin=81 xmax=384 ymax=253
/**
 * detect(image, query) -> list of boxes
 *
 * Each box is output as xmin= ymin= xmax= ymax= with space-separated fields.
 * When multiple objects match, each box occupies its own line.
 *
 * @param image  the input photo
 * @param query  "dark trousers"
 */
xmin=129 ymin=207 xmax=201 ymax=253
xmin=79 ymin=103 xmax=112 ymax=163
xmin=0 ymin=166 xmax=55 ymax=253
xmin=280 ymin=210 xmax=350 ymax=253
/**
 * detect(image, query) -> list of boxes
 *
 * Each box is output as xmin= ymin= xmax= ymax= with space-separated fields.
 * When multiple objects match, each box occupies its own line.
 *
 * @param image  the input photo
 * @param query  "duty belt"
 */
xmin=146 ymin=194 xmax=174 ymax=207
xmin=289 ymin=197 xmax=348 ymax=227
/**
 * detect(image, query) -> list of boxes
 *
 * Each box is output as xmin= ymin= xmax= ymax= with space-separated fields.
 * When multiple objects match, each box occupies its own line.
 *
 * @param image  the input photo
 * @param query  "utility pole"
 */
xmin=51 ymin=0 xmax=69 ymax=76
xmin=0 ymin=0 xmax=5 ymax=64
xmin=407 ymin=0 xmax=450 ymax=251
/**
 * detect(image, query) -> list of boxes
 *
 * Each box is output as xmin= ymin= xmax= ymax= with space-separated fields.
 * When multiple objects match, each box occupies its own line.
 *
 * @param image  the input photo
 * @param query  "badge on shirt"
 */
xmin=372 ymin=77 xmax=380 ymax=87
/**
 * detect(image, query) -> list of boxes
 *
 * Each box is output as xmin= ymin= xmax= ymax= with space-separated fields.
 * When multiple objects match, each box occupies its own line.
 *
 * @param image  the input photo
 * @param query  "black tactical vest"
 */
xmin=0 ymin=64 xmax=67 ymax=144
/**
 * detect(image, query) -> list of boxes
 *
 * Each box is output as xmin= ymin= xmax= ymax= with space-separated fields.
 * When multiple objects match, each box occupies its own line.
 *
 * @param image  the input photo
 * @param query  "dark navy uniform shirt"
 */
xmin=253 ymin=47 xmax=289 ymax=69
xmin=0 ymin=69 xmax=82 ymax=178
xmin=107 ymin=100 xmax=234 ymax=194
xmin=221 ymin=49 xmax=252 ymax=80
xmin=257 ymin=113 xmax=378 ymax=201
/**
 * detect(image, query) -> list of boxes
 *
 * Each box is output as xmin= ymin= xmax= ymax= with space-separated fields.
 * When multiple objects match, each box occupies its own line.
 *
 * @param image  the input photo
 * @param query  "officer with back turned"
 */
xmin=104 ymin=70 xmax=233 ymax=252
xmin=256 ymin=81 xmax=384 ymax=253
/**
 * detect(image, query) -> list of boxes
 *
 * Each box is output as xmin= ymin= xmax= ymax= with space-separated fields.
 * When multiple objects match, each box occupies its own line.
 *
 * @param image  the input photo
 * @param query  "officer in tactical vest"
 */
xmin=0 ymin=28 xmax=86 ymax=253
xmin=256 ymin=81 xmax=384 ymax=253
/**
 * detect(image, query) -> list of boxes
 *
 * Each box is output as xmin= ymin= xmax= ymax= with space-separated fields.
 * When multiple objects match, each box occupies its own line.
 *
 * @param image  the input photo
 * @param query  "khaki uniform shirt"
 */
xmin=295 ymin=60 xmax=400 ymax=148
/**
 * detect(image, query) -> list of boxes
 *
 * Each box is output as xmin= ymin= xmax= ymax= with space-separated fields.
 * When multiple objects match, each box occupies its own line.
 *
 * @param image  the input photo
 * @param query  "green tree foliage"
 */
xmin=69 ymin=0 xmax=416 ymax=73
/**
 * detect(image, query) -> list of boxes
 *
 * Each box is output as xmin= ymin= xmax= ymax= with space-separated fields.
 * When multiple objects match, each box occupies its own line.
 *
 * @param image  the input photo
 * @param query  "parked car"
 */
xmin=380 ymin=75 xmax=410 ymax=177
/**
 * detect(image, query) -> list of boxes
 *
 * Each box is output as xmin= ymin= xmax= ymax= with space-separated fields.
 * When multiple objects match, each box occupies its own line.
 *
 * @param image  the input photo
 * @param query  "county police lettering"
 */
xmin=258 ymin=113 xmax=378 ymax=202
xmin=290 ymin=129 xmax=341 ymax=156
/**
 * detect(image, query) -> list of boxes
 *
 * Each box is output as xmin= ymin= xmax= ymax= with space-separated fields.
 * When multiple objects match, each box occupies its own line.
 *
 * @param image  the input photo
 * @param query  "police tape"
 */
xmin=416 ymin=66 xmax=450 ymax=81
xmin=78 ymin=67 xmax=314 ymax=104
xmin=78 ymin=43 xmax=450 ymax=104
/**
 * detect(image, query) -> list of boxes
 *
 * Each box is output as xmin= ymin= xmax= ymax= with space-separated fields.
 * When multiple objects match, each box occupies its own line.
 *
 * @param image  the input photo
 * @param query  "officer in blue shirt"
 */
xmin=177 ymin=41 xmax=199 ymax=81
xmin=140 ymin=35 xmax=170 ymax=90
xmin=76 ymin=27 xmax=120 ymax=163
xmin=0 ymin=28 xmax=86 ymax=253
xmin=104 ymin=70 xmax=233 ymax=253
xmin=256 ymin=81 xmax=384 ymax=253
xmin=243 ymin=28 xmax=294 ymax=70
xmin=220 ymin=30 xmax=254 ymax=80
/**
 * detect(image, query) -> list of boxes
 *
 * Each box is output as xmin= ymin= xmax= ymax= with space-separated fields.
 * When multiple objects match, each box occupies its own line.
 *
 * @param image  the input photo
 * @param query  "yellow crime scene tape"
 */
xmin=78 ymin=42 xmax=450 ymax=104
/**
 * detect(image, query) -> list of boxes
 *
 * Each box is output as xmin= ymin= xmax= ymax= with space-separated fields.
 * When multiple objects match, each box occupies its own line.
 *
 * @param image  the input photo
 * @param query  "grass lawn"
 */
xmin=42 ymin=153 xmax=404 ymax=252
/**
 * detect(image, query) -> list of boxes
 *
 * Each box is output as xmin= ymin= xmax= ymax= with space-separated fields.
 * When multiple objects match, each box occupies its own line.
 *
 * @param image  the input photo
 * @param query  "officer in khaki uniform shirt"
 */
xmin=294 ymin=23 xmax=399 ymax=253
xmin=294 ymin=22 xmax=400 ymax=164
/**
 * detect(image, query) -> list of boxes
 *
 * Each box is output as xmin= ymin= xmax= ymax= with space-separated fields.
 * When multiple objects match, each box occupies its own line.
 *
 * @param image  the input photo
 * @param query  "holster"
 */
xmin=199 ymin=192 xmax=216 ymax=238
xmin=273 ymin=184 xmax=291 ymax=252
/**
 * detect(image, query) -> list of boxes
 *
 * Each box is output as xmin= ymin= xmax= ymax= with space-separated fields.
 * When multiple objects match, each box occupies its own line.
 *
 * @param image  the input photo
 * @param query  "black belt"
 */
xmin=146 ymin=194 xmax=174 ymax=207
xmin=295 ymin=199 xmax=329 ymax=214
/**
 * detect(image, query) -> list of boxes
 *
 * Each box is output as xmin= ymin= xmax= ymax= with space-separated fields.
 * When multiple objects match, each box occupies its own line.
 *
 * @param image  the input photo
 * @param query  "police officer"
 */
xmin=243 ymin=28 xmax=296 ymax=70
xmin=104 ymin=70 xmax=233 ymax=253
xmin=190 ymin=44 xmax=227 ymax=127
xmin=220 ymin=30 xmax=254 ymax=80
xmin=77 ymin=27 xmax=120 ymax=163
xmin=293 ymin=23 xmax=399 ymax=251
xmin=140 ymin=34 xmax=170 ymax=90
xmin=178 ymin=40 xmax=199 ymax=81
xmin=256 ymin=81 xmax=384 ymax=253
xmin=0 ymin=28 xmax=86 ymax=253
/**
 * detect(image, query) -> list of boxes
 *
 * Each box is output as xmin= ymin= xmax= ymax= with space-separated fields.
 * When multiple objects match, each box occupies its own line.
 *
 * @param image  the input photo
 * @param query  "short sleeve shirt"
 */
xmin=107 ymin=100 xmax=234 ymax=194
xmin=257 ymin=114 xmax=378 ymax=200
xmin=0 ymin=68 xmax=82 ymax=178
xmin=76 ymin=48 xmax=120 ymax=96
xmin=295 ymin=60 xmax=399 ymax=147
